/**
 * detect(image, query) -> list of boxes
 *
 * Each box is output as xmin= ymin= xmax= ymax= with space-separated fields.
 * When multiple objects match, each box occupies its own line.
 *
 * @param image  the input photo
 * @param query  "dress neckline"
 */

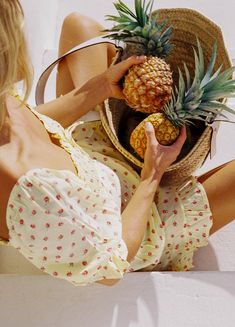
xmin=14 ymin=94 xmax=80 ymax=176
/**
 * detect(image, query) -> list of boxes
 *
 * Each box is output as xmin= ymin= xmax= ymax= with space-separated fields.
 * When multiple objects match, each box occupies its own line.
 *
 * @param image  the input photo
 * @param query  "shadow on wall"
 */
xmin=90 ymin=274 xmax=160 ymax=327
xmin=0 ymin=271 xmax=235 ymax=327
xmin=0 ymin=247 xmax=159 ymax=326
xmin=0 ymin=249 xmax=160 ymax=327
xmin=192 ymin=243 xmax=219 ymax=271
xmin=167 ymin=271 xmax=235 ymax=301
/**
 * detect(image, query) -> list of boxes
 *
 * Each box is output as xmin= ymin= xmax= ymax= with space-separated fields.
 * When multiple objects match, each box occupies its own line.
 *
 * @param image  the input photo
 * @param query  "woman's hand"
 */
xmin=141 ymin=122 xmax=187 ymax=182
xmin=121 ymin=122 xmax=186 ymax=263
xmin=102 ymin=55 xmax=146 ymax=99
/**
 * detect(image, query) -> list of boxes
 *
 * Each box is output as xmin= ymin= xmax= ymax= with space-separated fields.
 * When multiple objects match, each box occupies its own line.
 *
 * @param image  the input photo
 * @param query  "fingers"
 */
xmin=115 ymin=87 xmax=125 ymax=99
xmin=145 ymin=123 xmax=186 ymax=149
xmin=145 ymin=122 xmax=157 ymax=147
xmin=127 ymin=55 xmax=146 ymax=65
xmin=118 ymin=55 xmax=146 ymax=74
xmin=105 ymin=55 xmax=146 ymax=98
xmin=173 ymin=125 xmax=187 ymax=149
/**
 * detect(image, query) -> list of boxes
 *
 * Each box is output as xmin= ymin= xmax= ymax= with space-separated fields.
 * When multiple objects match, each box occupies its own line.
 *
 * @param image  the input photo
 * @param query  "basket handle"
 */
xmin=35 ymin=36 xmax=125 ymax=105
xmin=206 ymin=118 xmax=235 ymax=159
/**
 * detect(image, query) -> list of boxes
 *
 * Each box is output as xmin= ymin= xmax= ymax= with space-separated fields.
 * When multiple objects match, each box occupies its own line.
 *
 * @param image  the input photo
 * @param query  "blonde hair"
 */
xmin=0 ymin=0 xmax=32 ymax=130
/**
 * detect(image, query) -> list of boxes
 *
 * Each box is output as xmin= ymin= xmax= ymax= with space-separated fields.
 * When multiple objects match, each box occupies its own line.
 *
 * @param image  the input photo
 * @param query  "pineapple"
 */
xmin=130 ymin=39 xmax=235 ymax=158
xmin=106 ymin=0 xmax=173 ymax=113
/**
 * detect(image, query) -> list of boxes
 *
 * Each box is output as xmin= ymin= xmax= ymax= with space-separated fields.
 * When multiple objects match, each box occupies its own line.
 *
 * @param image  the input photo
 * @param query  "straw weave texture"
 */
xmin=100 ymin=8 xmax=232 ymax=185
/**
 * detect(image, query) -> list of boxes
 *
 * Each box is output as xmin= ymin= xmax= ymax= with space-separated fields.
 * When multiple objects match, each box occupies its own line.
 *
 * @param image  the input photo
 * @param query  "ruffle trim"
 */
xmin=172 ymin=176 xmax=213 ymax=271
xmin=149 ymin=176 xmax=213 ymax=272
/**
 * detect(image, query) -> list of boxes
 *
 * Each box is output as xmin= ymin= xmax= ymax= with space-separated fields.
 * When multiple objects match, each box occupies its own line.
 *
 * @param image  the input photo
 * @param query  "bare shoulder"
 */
xmin=0 ymin=95 xmax=28 ymax=239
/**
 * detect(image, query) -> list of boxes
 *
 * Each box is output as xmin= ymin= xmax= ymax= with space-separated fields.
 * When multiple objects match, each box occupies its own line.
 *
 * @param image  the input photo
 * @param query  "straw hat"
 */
xmin=100 ymin=8 xmax=232 ymax=186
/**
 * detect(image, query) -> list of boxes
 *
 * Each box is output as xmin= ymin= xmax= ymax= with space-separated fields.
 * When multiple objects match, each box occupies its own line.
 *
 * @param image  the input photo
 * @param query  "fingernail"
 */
xmin=135 ymin=55 xmax=145 ymax=60
xmin=145 ymin=122 xmax=152 ymax=130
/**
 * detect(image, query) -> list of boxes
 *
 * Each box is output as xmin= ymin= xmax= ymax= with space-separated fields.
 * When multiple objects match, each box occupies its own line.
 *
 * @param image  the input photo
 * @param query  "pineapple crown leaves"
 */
xmin=104 ymin=0 xmax=173 ymax=57
xmin=106 ymin=0 xmax=154 ymax=29
xmin=164 ymin=38 xmax=235 ymax=127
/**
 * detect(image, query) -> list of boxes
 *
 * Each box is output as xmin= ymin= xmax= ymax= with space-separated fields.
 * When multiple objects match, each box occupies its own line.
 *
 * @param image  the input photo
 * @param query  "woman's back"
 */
xmin=1 ymin=97 xmax=131 ymax=286
xmin=0 ymin=95 xmax=78 ymax=240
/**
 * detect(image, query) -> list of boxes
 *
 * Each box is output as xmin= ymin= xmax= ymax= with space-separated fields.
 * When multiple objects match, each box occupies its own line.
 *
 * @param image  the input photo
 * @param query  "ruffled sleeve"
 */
xmin=7 ymin=168 xmax=130 ymax=286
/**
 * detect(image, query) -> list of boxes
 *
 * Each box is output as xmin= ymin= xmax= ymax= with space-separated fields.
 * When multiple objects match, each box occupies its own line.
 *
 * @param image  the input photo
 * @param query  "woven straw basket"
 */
xmin=100 ymin=8 xmax=232 ymax=186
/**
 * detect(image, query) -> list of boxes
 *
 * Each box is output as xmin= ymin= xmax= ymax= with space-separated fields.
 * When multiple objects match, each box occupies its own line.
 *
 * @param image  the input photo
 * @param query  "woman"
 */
xmin=0 ymin=1 xmax=234 ymax=286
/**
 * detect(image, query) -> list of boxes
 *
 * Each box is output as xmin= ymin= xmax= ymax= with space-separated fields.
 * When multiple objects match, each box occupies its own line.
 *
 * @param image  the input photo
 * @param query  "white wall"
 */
xmin=21 ymin=0 xmax=235 ymax=106
xmin=56 ymin=0 xmax=235 ymax=55
xmin=0 ymin=272 xmax=235 ymax=327
xmin=17 ymin=0 xmax=235 ymax=127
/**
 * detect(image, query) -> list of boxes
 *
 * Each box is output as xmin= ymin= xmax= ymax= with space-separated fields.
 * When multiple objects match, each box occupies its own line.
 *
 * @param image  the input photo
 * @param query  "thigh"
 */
xmin=197 ymin=160 xmax=233 ymax=183
xmin=56 ymin=12 xmax=117 ymax=96
xmin=197 ymin=160 xmax=235 ymax=235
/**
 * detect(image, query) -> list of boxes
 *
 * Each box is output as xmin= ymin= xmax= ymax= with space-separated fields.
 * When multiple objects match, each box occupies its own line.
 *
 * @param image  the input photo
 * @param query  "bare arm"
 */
xmin=97 ymin=123 xmax=187 ymax=286
xmin=36 ymin=56 xmax=146 ymax=128
xmin=121 ymin=175 xmax=159 ymax=262
xmin=37 ymin=74 xmax=109 ymax=128
xmin=96 ymin=175 xmax=159 ymax=287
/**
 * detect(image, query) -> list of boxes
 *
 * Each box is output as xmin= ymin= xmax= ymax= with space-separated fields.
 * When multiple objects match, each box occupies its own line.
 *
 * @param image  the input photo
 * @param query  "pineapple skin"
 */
xmin=123 ymin=56 xmax=173 ymax=114
xmin=130 ymin=113 xmax=180 ymax=158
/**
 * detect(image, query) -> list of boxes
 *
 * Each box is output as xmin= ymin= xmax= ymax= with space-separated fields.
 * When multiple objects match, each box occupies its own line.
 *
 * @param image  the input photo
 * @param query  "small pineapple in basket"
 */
xmin=105 ymin=0 xmax=173 ymax=113
xmin=130 ymin=40 xmax=235 ymax=158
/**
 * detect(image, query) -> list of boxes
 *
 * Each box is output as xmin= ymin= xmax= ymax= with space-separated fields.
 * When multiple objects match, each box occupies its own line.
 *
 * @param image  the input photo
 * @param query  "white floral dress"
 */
xmin=3 ymin=108 xmax=213 ymax=286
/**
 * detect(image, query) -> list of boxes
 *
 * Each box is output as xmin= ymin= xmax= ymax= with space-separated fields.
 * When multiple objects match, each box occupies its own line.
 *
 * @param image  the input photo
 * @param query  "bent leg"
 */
xmin=56 ymin=12 xmax=117 ymax=96
xmin=197 ymin=160 xmax=235 ymax=235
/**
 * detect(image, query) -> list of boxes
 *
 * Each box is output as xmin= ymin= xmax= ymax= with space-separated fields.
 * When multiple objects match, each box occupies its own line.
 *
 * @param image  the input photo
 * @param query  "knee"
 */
xmin=62 ymin=12 xmax=86 ymax=30
xmin=61 ymin=12 xmax=103 ymax=35
xmin=228 ymin=159 xmax=235 ymax=172
xmin=226 ymin=159 xmax=235 ymax=169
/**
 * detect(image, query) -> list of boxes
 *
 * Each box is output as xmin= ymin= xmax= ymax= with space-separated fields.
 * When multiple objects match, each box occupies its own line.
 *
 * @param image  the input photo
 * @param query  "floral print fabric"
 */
xmin=5 ymin=109 xmax=213 ymax=286
xmin=72 ymin=120 xmax=213 ymax=272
